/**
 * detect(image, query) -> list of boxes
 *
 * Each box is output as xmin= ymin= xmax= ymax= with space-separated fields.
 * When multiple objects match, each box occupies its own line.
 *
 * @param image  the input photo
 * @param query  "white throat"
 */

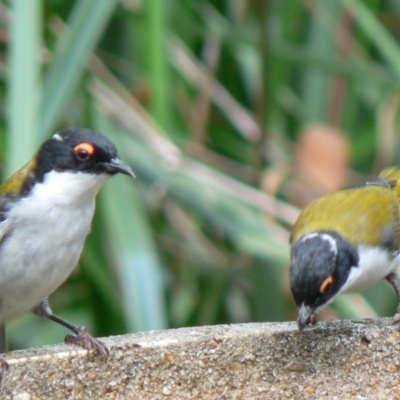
xmin=340 ymin=245 xmax=400 ymax=293
xmin=34 ymin=170 xmax=109 ymax=207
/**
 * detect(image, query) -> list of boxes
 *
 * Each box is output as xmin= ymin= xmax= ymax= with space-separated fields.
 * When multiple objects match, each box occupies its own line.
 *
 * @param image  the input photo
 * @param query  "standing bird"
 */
xmin=289 ymin=172 xmax=400 ymax=331
xmin=0 ymin=127 xmax=134 ymax=359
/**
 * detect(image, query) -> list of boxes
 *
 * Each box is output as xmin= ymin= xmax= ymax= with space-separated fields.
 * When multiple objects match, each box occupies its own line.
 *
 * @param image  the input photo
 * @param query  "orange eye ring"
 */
xmin=319 ymin=275 xmax=334 ymax=293
xmin=74 ymin=142 xmax=95 ymax=160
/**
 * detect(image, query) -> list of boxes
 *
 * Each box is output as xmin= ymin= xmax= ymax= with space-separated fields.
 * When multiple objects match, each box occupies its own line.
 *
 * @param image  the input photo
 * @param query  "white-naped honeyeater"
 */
xmin=289 ymin=168 xmax=400 ymax=331
xmin=0 ymin=127 xmax=134 ymax=364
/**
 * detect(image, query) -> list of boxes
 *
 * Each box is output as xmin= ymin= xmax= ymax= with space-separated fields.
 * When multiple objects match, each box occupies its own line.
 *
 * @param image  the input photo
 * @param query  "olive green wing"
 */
xmin=291 ymin=185 xmax=400 ymax=252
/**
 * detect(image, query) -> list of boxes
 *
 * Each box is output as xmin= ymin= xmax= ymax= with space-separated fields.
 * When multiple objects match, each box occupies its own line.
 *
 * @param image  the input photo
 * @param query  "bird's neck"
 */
xmin=32 ymin=170 xmax=109 ymax=207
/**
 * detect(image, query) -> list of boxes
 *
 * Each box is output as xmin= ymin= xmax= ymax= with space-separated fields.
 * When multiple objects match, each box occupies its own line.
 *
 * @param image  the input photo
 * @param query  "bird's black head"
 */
xmin=1 ymin=128 xmax=134 ymax=199
xmin=289 ymin=230 xmax=359 ymax=331
xmin=35 ymin=127 xmax=134 ymax=181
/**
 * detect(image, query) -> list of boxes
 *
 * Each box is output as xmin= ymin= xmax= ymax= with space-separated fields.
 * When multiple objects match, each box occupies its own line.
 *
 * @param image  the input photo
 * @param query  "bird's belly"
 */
xmin=340 ymin=245 xmax=400 ymax=293
xmin=0 ymin=201 xmax=95 ymax=322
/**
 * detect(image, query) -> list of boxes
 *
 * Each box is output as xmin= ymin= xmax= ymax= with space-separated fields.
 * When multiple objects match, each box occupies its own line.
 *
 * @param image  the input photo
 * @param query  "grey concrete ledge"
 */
xmin=1 ymin=319 xmax=400 ymax=399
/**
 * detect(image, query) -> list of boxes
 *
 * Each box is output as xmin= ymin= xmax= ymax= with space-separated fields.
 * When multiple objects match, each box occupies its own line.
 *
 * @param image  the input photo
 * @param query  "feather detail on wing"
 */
xmin=0 ymin=157 xmax=37 ymax=197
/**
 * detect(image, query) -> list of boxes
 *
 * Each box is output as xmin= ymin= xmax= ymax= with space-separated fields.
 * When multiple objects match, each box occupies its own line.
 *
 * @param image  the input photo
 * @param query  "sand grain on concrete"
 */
xmin=2 ymin=319 xmax=400 ymax=399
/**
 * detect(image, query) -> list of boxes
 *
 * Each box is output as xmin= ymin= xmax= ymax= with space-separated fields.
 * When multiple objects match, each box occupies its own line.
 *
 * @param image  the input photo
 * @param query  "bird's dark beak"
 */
xmin=297 ymin=304 xmax=313 ymax=332
xmin=105 ymin=157 xmax=135 ymax=177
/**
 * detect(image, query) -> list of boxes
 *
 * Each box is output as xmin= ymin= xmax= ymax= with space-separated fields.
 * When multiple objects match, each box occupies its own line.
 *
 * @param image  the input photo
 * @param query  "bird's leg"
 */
xmin=32 ymin=299 xmax=109 ymax=357
xmin=0 ymin=324 xmax=9 ymax=380
xmin=385 ymin=272 xmax=400 ymax=325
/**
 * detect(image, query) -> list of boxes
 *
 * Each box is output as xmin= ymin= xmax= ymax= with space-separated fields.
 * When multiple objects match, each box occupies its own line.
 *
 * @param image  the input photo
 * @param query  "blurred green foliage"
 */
xmin=1 ymin=0 xmax=400 ymax=349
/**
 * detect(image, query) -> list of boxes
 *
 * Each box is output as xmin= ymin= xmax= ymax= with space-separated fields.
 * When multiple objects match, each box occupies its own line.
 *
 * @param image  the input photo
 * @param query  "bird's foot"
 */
xmin=65 ymin=327 xmax=109 ymax=357
xmin=310 ymin=314 xmax=317 ymax=325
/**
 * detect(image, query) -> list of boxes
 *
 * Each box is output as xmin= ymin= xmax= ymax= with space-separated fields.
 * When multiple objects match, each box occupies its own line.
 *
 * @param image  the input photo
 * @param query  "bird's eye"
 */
xmin=74 ymin=143 xmax=95 ymax=161
xmin=319 ymin=275 xmax=334 ymax=293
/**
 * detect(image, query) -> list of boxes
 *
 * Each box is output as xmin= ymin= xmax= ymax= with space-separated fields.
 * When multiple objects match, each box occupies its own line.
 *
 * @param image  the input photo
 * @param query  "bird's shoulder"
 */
xmin=0 ymin=192 xmax=19 ymax=247
xmin=0 ymin=158 xmax=38 ymax=242
xmin=291 ymin=185 xmax=400 ymax=250
xmin=0 ymin=158 xmax=37 ymax=199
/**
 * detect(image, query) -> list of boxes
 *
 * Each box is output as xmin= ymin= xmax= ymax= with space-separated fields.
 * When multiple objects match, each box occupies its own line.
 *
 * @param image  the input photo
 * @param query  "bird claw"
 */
xmin=65 ymin=328 xmax=109 ymax=357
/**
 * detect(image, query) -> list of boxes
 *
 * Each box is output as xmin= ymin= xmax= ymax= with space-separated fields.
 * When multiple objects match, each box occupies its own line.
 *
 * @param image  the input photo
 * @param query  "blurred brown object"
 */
xmin=297 ymin=123 xmax=349 ymax=193
xmin=261 ymin=124 xmax=350 ymax=210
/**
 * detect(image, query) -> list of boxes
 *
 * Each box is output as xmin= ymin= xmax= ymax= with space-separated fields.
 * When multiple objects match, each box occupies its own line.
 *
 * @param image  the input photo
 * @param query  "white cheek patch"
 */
xmin=340 ymin=245 xmax=400 ymax=293
xmin=300 ymin=232 xmax=338 ymax=255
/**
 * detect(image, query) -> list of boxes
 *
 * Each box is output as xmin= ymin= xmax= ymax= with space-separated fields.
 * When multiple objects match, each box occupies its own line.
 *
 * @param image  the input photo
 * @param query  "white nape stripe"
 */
xmin=339 ymin=245 xmax=400 ymax=294
xmin=299 ymin=232 xmax=338 ymax=255
xmin=52 ymin=132 xmax=63 ymax=141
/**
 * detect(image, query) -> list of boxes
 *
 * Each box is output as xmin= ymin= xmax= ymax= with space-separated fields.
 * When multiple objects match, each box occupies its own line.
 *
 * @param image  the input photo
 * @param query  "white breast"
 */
xmin=0 ymin=170 xmax=109 ymax=322
xmin=339 ymin=245 xmax=400 ymax=293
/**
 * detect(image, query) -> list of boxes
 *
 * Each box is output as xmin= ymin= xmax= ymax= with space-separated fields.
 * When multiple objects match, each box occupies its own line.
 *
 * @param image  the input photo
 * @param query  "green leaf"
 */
xmin=94 ymin=107 xmax=167 ymax=332
xmin=7 ymin=0 xmax=42 ymax=174
xmin=40 ymin=0 xmax=117 ymax=137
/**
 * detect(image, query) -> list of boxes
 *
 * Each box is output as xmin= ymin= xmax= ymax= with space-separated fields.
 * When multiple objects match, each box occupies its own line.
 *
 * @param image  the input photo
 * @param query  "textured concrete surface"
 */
xmin=1 ymin=319 xmax=400 ymax=399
